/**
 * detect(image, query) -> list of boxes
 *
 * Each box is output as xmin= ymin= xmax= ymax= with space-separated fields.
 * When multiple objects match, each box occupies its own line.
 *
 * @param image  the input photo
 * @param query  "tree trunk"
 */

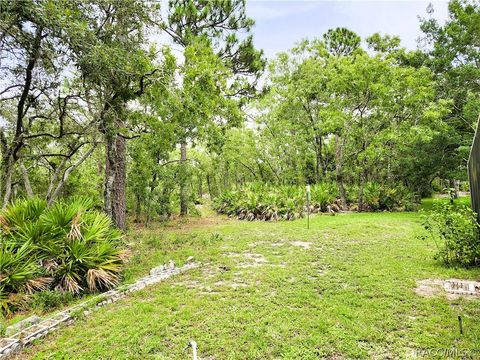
xmin=206 ymin=174 xmax=213 ymax=200
xmin=102 ymin=104 xmax=127 ymax=231
xmin=104 ymin=134 xmax=115 ymax=220
xmin=198 ymin=176 xmax=203 ymax=199
xmin=335 ymin=134 xmax=347 ymax=209
xmin=19 ymin=162 xmax=33 ymax=197
xmin=1 ymin=159 xmax=14 ymax=208
xmin=112 ymin=133 xmax=126 ymax=230
xmin=451 ymin=179 xmax=460 ymax=198
xmin=358 ymin=169 xmax=366 ymax=212
xmin=314 ymin=134 xmax=324 ymax=182
xmin=1 ymin=27 xmax=43 ymax=208
xmin=179 ymin=141 xmax=188 ymax=216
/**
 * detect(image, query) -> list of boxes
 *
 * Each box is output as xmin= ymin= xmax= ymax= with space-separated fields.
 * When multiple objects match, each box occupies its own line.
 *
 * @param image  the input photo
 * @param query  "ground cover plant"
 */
xmin=213 ymin=182 xmax=417 ymax=221
xmin=12 ymin=210 xmax=480 ymax=359
xmin=0 ymin=198 xmax=125 ymax=316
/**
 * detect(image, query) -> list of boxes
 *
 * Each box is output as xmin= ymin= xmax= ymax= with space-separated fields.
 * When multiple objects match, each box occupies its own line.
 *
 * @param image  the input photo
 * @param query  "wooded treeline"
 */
xmin=1 ymin=0 xmax=479 ymax=226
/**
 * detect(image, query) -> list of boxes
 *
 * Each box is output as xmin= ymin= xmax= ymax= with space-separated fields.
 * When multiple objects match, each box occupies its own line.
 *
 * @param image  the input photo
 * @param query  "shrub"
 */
xmin=0 ymin=197 xmax=125 ymax=315
xmin=310 ymin=183 xmax=338 ymax=212
xmin=363 ymin=182 xmax=381 ymax=210
xmin=0 ymin=243 xmax=47 ymax=315
xmin=421 ymin=202 xmax=480 ymax=266
xmin=214 ymin=182 xmax=417 ymax=221
xmin=213 ymin=183 xmax=338 ymax=221
xmin=363 ymin=182 xmax=416 ymax=211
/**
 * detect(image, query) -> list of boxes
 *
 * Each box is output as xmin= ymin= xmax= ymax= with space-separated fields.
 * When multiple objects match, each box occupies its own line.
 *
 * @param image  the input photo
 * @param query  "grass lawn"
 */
xmin=15 ymin=208 xmax=480 ymax=359
xmin=420 ymin=196 xmax=470 ymax=211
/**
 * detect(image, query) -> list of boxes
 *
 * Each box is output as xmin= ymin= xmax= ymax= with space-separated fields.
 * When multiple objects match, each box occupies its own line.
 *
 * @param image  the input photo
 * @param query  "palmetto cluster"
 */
xmin=0 ymin=197 xmax=125 ymax=315
xmin=213 ymin=183 xmax=340 ymax=221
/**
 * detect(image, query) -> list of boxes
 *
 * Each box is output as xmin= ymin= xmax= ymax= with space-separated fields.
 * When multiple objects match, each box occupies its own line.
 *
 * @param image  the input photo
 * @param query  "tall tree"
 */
xmin=69 ymin=1 xmax=160 ymax=229
xmin=0 ymin=0 xmax=98 ymax=207
xmin=257 ymin=28 xmax=446 ymax=207
xmin=164 ymin=0 xmax=264 ymax=215
xmin=420 ymin=0 xmax=480 ymax=187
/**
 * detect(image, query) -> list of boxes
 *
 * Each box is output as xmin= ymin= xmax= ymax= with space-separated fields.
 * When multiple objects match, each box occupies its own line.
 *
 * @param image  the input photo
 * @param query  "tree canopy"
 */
xmin=1 ymin=0 xmax=478 ymax=225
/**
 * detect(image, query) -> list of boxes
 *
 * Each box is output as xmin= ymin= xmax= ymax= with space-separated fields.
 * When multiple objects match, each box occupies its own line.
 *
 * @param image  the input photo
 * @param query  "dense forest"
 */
xmin=1 ymin=0 xmax=479 ymax=228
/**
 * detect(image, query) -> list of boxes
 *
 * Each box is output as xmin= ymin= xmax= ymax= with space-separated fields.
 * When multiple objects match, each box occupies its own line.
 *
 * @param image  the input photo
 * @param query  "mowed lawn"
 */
xmin=16 ymin=211 xmax=480 ymax=359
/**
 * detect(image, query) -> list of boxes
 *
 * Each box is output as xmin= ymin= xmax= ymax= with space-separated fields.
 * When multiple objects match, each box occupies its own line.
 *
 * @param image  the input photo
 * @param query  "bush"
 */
xmin=363 ymin=182 xmax=416 ymax=211
xmin=421 ymin=202 xmax=480 ymax=266
xmin=0 ymin=243 xmax=45 ymax=314
xmin=0 ymin=197 xmax=125 ymax=316
xmin=213 ymin=183 xmax=339 ymax=221
xmin=214 ymin=182 xmax=417 ymax=221
xmin=214 ymin=185 xmax=301 ymax=221
xmin=363 ymin=182 xmax=381 ymax=210
xmin=310 ymin=183 xmax=338 ymax=212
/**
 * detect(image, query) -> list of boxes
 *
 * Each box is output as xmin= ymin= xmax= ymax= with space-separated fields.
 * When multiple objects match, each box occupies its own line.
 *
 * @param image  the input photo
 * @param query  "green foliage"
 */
xmin=0 ymin=197 xmax=125 ymax=316
xmin=419 ymin=0 xmax=480 ymax=182
xmin=0 ymin=243 xmax=42 ymax=315
xmin=28 ymin=290 xmax=75 ymax=312
xmin=310 ymin=183 xmax=338 ymax=212
xmin=214 ymin=181 xmax=417 ymax=221
xmin=363 ymin=182 xmax=417 ymax=211
xmin=421 ymin=202 xmax=480 ymax=266
xmin=214 ymin=183 xmax=341 ymax=221
xmin=214 ymin=184 xmax=305 ymax=221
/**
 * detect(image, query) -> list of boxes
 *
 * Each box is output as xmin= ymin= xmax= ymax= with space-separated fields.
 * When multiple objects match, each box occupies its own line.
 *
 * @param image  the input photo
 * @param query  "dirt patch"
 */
xmin=214 ymin=280 xmax=249 ymax=289
xmin=415 ymin=279 xmax=445 ymax=297
xmin=248 ymin=241 xmax=266 ymax=248
xmin=173 ymin=280 xmax=203 ymax=289
xmin=249 ymin=241 xmax=285 ymax=248
xmin=132 ymin=214 xmax=229 ymax=233
xmin=291 ymin=241 xmax=312 ymax=249
xmin=226 ymin=251 xmax=268 ymax=268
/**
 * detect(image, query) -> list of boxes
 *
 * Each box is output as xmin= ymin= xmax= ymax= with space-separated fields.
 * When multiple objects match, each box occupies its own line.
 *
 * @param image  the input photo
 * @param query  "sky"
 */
xmin=245 ymin=0 xmax=450 ymax=59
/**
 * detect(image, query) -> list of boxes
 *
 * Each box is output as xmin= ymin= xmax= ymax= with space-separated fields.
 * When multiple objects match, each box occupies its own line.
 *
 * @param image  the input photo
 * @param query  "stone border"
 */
xmin=0 ymin=260 xmax=199 ymax=359
xmin=444 ymin=279 xmax=480 ymax=297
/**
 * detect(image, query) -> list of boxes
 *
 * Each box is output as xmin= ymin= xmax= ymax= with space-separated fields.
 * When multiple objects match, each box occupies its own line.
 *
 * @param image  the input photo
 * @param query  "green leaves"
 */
xmin=0 ymin=197 xmax=125 ymax=315
xmin=258 ymin=30 xmax=443 ymax=197
xmin=421 ymin=201 xmax=480 ymax=266
xmin=214 ymin=183 xmax=340 ymax=221
xmin=419 ymin=0 xmax=480 ymax=181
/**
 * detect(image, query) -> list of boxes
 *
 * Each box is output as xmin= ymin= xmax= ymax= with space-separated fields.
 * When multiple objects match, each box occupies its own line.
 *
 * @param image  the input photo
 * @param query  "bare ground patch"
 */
xmin=290 ymin=241 xmax=312 ymax=249
xmin=226 ymin=251 xmax=268 ymax=268
xmin=415 ymin=279 xmax=446 ymax=298
xmin=415 ymin=279 xmax=480 ymax=300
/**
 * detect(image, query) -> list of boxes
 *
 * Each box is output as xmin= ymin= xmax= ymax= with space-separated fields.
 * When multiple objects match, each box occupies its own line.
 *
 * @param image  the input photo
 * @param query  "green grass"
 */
xmin=16 ymin=211 xmax=480 ymax=359
xmin=420 ymin=195 xmax=470 ymax=211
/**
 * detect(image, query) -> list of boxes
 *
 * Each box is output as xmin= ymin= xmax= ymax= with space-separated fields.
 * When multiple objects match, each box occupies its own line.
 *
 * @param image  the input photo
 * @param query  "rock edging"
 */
xmin=444 ymin=279 xmax=480 ymax=296
xmin=0 ymin=260 xmax=199 ymax=358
